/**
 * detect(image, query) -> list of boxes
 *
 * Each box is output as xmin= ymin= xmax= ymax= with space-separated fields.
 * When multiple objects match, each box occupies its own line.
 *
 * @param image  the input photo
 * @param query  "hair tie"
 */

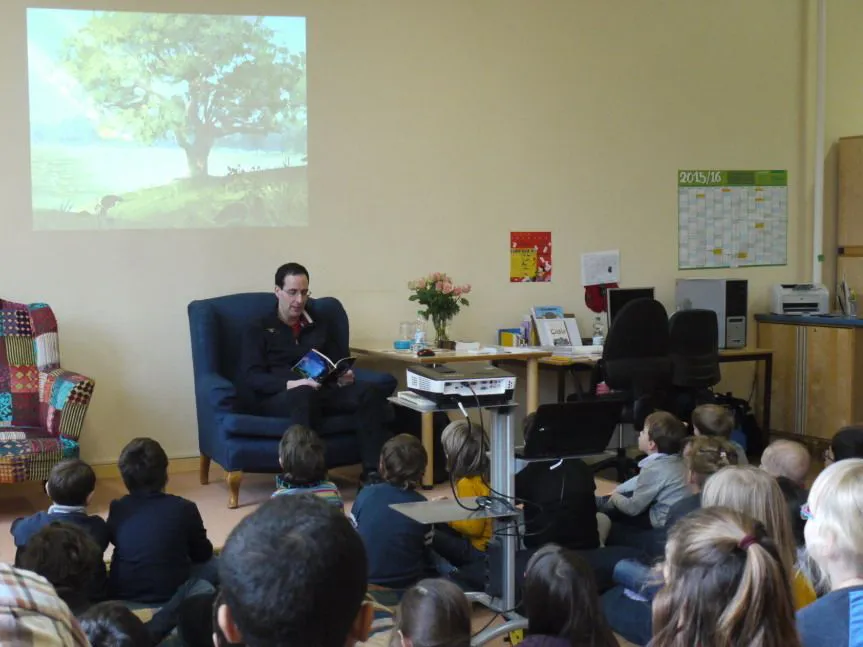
xmin=738 ymin=535 xmax=758 ymax=551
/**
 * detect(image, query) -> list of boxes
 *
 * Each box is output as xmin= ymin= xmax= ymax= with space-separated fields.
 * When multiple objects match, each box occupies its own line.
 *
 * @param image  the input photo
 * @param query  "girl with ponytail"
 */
xmin=651 ymin=506 xmax=801 ymax=647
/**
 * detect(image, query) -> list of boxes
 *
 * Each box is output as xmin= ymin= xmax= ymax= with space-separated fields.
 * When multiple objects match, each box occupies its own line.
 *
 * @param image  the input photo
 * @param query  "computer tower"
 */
xmin=674 ymin=279 xmax=748 ymax=349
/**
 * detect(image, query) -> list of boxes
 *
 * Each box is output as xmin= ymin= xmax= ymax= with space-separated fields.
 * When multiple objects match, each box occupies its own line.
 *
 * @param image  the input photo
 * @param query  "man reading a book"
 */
xmin=239 ymin=262 xmax=395 ymax=486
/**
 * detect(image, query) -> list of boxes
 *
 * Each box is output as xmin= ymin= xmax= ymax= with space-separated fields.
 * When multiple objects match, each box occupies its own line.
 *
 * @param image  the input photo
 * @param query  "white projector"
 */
xmin=406 ymin=364 xmax=516 ymax=405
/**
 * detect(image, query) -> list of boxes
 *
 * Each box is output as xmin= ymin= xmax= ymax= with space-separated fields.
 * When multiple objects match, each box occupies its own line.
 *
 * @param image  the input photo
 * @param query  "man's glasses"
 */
xmin=281 ymin=289 xmax=311 ymax=299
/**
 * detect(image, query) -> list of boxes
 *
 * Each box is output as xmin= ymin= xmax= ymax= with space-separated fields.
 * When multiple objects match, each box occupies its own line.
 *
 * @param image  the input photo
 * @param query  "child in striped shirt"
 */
xmin=272 ymin=424 xmax=343 ymax=511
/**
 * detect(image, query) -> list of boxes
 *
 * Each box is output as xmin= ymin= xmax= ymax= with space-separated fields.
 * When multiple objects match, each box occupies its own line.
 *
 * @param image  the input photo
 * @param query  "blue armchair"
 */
xmin=188 ymin=292 xmax=397 ymax=508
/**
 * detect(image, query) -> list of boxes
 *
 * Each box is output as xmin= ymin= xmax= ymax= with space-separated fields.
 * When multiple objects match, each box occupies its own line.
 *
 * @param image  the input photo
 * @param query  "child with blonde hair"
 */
xmin=797 ymin=458 xmax=863 ymax=647
xmin=760 ymin=439 xmax=811 ymax=487
xmin=701 ymin=465 xmax=816 ymax=609
xmin=651 ymin=507 xmax=801 ymax=647
xmin=432 ymin=420 xmax=491 ymax=588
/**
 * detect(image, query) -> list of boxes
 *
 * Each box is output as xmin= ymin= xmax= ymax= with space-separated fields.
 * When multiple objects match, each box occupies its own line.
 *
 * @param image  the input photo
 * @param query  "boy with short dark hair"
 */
xmin=350 ymin=434 xmax=433 ymax=588
xmin=11 ymin=458 xmax=109 ymax=562
xmin=216 ymin=494 xmax=373 ymax=647
xmin=599 ymin=411 xmax=689 ymax=531
xmin=107 ymin=437 xmax=215 ymax=604
xmin=691 ymin=403 xmax=748 ymax=464
xmin=273 ymin=424 xmax=343 ymax=511
xmin=17 ymin=521 xmax=106 ymax=615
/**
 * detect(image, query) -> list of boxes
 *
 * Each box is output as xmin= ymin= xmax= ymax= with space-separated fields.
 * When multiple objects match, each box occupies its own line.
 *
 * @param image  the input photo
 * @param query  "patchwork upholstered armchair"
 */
xmin=0 ymin=299 xmax=95 ymax=484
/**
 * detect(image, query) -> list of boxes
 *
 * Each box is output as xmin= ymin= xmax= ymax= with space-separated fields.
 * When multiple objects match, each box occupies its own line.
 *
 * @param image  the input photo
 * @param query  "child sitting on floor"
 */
xmin=108 ymin=437 xmax=218 ymax=643
xmin=760 ymin=438 xmax=811 ymax=488
xmin=273 ymin=424 xmax=343 ymax=511
xmin=17 ymin=522 xmax=106 ymax=616
xmin=78 ymin=601 xmax=151 ymax=647
xmin=521 ymin=544 xmax=619 ymax=647
xmin=601 ymin=434 xmax=740 ymax=642
xmin=652 ymin=508 xmax=801 ymax=647
xmin=598 ymin=411 xmax=689 ymax=542
xmin=691 ymin=403 xmax=748 ymax=464
xmin=390 ymin=578 xmax=471 ymax=647
xmin=797 ymin=459 xmax=863 ymax=647
xmin=350 ymin=434 xmax=432 ymax=588
xmin=432 ymin=419 xmax=492 ymax=588
xmin=702 ymin=465 xmax=816 ymax=609
xmin=11 ymin=458 xmax=109 ymax=563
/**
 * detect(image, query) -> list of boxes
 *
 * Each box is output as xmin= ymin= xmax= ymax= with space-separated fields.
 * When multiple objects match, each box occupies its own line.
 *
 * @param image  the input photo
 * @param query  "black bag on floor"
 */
xmin=389 ymin=406 xmax=450 ymax=484
xmin=712 ymin=391 xmax=765 ymax=457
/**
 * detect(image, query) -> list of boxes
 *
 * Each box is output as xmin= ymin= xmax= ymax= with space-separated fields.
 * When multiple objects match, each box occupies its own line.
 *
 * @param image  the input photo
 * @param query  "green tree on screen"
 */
xmin=62 ymin=12 xmax=306 ymax=177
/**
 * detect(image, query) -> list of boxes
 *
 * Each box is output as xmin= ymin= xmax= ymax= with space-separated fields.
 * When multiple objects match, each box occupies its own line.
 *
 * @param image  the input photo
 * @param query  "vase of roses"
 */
xmin=407 ymin=273 xmax=471 ymax=348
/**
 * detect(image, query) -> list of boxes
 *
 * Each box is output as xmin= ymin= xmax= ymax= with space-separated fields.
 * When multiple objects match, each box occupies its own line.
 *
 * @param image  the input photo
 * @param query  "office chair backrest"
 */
xmin=668 ymin=309 xmax=721 ymax=388
xmin=602 ymin=297 xmax=672 ymax=394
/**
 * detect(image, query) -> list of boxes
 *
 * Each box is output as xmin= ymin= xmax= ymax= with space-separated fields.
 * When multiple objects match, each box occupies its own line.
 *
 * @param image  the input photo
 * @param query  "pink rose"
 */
xmin=435 ymin=281 xmax=444 ymax=291
xmin=453 ymin=287 xmax=462 ymax=296
xmin=442 ymin=282 xmax=454 ymax=295
xmin=462 ymin=284 xmax=471 ymax=294
xmin=432 ymin=272 xmax=441 ymax=281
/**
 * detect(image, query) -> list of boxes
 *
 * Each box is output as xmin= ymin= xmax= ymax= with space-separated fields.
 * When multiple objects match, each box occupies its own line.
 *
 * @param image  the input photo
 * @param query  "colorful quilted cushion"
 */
xmin=0 ymin=428 xmax=79 ymax=484
xmin=0 ymin=299 xmax=93 ymax=484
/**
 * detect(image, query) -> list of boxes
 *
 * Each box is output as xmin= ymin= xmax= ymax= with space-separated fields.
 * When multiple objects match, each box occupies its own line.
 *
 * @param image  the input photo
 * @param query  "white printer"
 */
xmin=770 ymin=283 xmax=830 ymax=315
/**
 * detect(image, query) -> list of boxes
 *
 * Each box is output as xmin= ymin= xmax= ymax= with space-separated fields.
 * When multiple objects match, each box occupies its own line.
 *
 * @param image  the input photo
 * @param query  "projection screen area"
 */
xmin=27 ymin=9 xmax=307 ymax=230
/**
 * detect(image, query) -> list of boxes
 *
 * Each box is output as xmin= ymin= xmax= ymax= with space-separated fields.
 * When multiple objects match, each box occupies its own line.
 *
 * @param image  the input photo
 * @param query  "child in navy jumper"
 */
xmin=108 ymin=438 xmax=215 ymax=603
xmin=350 ymin=434 xmax=432 ymax=588
xmin=107 ymin=438 xmax=216 ymax=642
xmin=11 ymin=459 xmax=109 ymax=562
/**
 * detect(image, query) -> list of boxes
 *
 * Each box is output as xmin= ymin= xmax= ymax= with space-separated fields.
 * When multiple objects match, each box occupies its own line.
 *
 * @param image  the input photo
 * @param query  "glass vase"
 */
xmin=431 ymin=314 xmax=452 ymax=347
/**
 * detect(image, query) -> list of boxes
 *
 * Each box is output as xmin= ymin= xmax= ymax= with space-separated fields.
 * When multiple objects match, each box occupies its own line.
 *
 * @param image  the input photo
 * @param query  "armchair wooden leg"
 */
xmin=199 ymin=455 xmax=211 ymax=485
xmin=226 ymin=471 xmax=243 ymax=509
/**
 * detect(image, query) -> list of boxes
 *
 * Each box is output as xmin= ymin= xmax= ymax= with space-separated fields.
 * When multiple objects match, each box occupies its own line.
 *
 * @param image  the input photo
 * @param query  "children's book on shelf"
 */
xmin=529 ymin=306 xmax=582 ymax=347
xmin=293 ymin=349 xmax=356 ymax=384
xmin=531 ymin=305 xmax=565 ymax=320
xmin=498 ymin=328 xmax=522 ymax=347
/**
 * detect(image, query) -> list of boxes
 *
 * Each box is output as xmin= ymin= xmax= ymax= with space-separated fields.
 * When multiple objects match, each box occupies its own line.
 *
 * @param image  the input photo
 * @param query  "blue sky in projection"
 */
xmin=26 ymin=9 xmax=307 ymax=127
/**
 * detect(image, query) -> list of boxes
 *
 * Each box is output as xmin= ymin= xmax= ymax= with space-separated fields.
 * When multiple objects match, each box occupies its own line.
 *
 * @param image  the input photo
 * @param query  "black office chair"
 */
xmin=668 ymin=309 xmax=721 ymax=422
xmin=576 ymin=298 xmax=673 ymax=480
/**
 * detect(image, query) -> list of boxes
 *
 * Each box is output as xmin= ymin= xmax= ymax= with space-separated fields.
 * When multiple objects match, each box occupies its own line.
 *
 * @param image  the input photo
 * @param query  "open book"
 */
xmin=292 ymin=349 xmax=356 ymax=384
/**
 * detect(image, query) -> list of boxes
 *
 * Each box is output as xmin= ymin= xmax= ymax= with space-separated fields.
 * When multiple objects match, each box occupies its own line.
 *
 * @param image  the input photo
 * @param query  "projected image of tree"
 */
xmin=27 ymin=10 xmax=307 ymax=230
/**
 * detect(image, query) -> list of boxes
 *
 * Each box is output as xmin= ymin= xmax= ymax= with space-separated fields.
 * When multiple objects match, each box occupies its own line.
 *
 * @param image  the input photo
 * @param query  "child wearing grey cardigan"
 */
xmin=598 ymin=411 xmax=689 ymax=542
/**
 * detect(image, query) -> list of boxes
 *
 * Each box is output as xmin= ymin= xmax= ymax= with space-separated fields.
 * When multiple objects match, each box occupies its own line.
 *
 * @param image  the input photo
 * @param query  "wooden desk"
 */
xmin=350 ymin=343 xmax=552 ymax=487
xmin=497 ymin=347 xmax=774 ymax=436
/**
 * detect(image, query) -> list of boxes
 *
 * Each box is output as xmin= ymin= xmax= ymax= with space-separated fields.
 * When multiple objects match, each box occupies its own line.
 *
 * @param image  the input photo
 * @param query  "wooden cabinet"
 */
xmin=838 ymin=136 xmax=863 ymax=246
xmin=838 ymin=136 xmax=863 ymax=295
xmin=757 ymin=322 xmax=797 ymax=435
xmin=757 ymin=320 xmax=863 ymax=440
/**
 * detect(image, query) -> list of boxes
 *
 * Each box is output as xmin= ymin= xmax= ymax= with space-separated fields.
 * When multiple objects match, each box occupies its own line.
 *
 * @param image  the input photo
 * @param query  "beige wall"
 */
xmin=1 ymin=0 xmax=816 ymax=463
xmin=822 ymin=1 xmax=863 ymax=295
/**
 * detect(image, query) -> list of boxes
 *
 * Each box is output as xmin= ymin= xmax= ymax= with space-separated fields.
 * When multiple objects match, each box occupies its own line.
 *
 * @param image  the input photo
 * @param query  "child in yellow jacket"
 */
xmin=431 ymin=420 xmax=492 ymax=588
